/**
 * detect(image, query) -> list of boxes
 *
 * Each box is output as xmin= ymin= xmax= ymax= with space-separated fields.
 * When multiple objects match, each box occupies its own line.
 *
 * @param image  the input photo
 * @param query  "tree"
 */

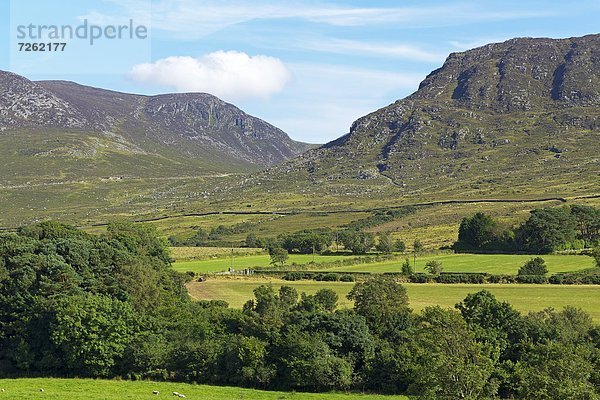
xmin=404 ymin=307 xmax=497 ymax=399
xmin=457 ymin=212 xmax=498 ymax=249
xmin=518 ymin=257 xmax=548 ymax=276
xmin=401 ymin=258 xmax=413 ymax=275
xmin=425 ymin=260 xmax=443 ymax=275
xmin=516 ymin=207 xmax=577 ymax=253
xmin=269 ymin=247 xmax=289 ymax=267
xmin=592 ymin=245 xmax=600 ymax=268
xmin=570 ymin=205 xmax=600 ymax=246
xmin=280 ymin=229 xmax=333 ymax=254
xmin=313 ymin=288 xmax=339 ymax=312
xmin=347 ymin=276 xmax=410 ymax=334
xmin=514 ymin=342 xmax=597 ymax=400
xmin=394 ymin=239 xmax=406 ymax=253
xmin=49 ymin=293 xmax=137 ymax=376
xmin=375 ymin=232 xmax=394 ymax=254
xmin=413 ymin=239 xmax=424 ymax=254
xmin=339 ymin=229 xmax=375 ymax=254
xmin=245 ymin=233 xmax=259 ymax=248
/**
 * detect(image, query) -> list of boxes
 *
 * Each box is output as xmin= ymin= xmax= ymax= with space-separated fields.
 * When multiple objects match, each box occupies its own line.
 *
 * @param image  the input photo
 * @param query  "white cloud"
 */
xmin=129 ymin=51 xmax=291 ymax=101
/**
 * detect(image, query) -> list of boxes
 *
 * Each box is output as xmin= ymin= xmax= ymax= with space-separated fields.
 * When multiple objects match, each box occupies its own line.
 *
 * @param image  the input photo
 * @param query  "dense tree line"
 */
xmin=2 ymin=222 xmax=599 ymax=398
xmin=455 ymin=205 xmax=600 ymax=253
xmin=248 ymin=228 xmax=405 ymax=257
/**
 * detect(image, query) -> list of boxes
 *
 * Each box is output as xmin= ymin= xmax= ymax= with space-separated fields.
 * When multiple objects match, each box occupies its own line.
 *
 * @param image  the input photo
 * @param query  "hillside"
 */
xmin=240 ymin=34 xmax=599 ymax=204
xmin=0 ymin=71 xmax=310 ymax=182
xmin=1 ymin=35 xmax=599 ymax=229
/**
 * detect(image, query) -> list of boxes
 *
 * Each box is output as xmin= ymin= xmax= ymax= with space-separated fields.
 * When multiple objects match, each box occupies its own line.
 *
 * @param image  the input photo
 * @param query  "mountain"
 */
xmin=0 ymin=71 xmax=311 ymax=183
xmin=249 ymin=34 xmax=600 ymax=203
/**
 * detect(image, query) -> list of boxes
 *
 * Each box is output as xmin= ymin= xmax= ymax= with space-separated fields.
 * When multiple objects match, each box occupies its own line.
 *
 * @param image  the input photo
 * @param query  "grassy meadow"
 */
xmin=172 ymin=251 xmax=594 ymax=275
xmin=0 ymin=378 xmax=408 ymax=400
xmin=173 ymin=253 xmax=360 ymax=274
xmin=321 ymin=253 xmax=594 ymax=275
xmin=187 ymin=278 xmax=600 ymax=321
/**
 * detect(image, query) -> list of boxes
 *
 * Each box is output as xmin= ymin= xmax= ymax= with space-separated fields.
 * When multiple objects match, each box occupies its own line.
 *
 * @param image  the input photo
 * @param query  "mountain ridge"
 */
xmin=242 ymin=34 xmax=599 ymax=204
xmin=1 ymin=71 xmax=312 ymax=170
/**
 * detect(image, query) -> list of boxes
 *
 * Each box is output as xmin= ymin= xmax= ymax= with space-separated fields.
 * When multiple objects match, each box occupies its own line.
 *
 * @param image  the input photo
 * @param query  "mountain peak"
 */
xmin=0 ymin=70 xmax=311 ymax=168
xmin=411 ymin=34 xmax=600 ymax=111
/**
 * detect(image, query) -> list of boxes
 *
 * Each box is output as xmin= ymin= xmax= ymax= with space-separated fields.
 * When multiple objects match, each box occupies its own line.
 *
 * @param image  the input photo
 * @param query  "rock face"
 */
xmin=0 ymin=73 xmax=310 ymax=169
xmin=412 ymin=34 xmax=600 ymax=110
xmin=260 ymin=34 xmax=600 ymax=199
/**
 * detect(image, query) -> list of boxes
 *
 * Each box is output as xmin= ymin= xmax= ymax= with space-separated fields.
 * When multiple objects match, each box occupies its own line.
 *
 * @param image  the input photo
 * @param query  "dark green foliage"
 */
xmin=403 ymin=307 xmax=497 ymax=399
xmin=394 ymin=239 xmax=406 ymax=253
xmin=516 ymin=207 xmax=578 ymax=253
xmin=245 ymin=233 xmax=259 ymax=248
xmin=455 ymin=206 xmax=600 ymax=254
xmin=593 ymin=245 xmax=600 ymax=268
xmin=347 ymin=276 xmax=410 ymax=335
xmin=518 ymin=257 xmax=548 ymax=276
xmin=570 ymin=205 xmax=600 ymax=246
xmin=279 ymin=229 xmax=333 ymax=254
xmin=3 ymin=221 xmax=600 ymax=397
xmin=401 ymin=258 xmax=413 ymax=275
xmin=339 ymin=229 xmax=375 ymax=254
xmin=268 ymin=247 xmax=288 ymax=267
xmin=375 ymin=232 xmax=393 ymax=254
xmin=457 ymin=212 xmax=498 ymax=249
xmin=514 ymin=342 xmax=597 ymax=400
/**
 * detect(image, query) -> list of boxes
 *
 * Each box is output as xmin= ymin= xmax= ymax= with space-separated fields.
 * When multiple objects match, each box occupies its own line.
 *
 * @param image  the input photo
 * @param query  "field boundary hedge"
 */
xmin=244 ymin=270 xmax=600 ymax=285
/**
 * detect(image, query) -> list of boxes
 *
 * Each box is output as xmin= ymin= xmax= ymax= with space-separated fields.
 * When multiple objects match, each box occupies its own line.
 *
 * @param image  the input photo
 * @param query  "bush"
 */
xmin=283 ymin=272 xmax=305 ymax=281
xmin=518 ymin=257 xmax=548 ymax=276
xmin=425 ymin=260 xmax=443 ymax=275
xmin=410 ymin=273 xmax=432 ymax=283
xmin=401 ymin=258 xmax=413 ymax=275
xmin=516 ymin=275 xmax=548 ymax=284
xmin=339 ymin=274 xmax=355 ymax=282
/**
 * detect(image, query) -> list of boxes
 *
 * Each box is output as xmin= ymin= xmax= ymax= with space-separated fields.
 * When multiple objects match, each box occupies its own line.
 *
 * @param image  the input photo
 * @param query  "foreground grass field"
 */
xmin=188 ymin=278 xmax=600 ymax=321
xmin=173 ymin=254 xmax=359 ymax=274
xmin=0 ymin=378 xmax=408 ymax=400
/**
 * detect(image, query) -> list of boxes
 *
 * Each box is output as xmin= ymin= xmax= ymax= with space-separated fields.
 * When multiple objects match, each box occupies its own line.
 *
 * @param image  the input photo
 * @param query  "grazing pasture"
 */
xmin=0 ymin=378 xmax=408 ymax=400
xmin=188 ymin=278 xmax=600 ymax=321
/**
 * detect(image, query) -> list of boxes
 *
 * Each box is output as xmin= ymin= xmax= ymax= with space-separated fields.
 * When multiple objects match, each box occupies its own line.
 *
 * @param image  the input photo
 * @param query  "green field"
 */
xmin=321 ymin=253 xmax=594 ymax=275
xmin=173 ymin=254 xmax=359 ymax=273
xmin=0 ymin=378 xmax=408 ymax=400
xmin=188 ymin=278 xmax=600 ymax=321
xmin=174 ymin=252 xmax=594 ymax=275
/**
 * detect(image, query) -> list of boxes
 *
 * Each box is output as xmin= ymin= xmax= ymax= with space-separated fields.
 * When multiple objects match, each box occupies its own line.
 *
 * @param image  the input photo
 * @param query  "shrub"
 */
xmin=425 ymin=260 xmax=443 ymax=275
xmin=518 ymin=257 xmax=548 ymax=276
xmin=516 ymin=275 xmax=548 ymax=284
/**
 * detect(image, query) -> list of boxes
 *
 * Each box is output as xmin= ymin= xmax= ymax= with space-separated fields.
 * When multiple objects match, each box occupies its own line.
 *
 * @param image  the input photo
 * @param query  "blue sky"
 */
xmin=1 ymin=0 xmax=599 ymax=143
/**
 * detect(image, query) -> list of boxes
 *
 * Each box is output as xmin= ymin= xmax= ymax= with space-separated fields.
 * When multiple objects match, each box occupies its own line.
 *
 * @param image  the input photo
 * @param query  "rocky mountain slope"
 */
xmin=0 ymin=71 xmax=311 ymax=180
xmin=250 ymin=34 xmax=599 ymax=202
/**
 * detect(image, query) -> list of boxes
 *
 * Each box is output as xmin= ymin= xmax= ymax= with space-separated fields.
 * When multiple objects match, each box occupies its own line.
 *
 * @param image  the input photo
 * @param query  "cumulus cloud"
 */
xmin=129 ymin=51 xmax=291 ymax=101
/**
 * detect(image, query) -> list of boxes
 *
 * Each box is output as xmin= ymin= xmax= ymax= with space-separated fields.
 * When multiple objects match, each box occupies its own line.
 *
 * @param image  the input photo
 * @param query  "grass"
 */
xmin=187 ymin=278 xmax=600 ymax=321
xmin=170 ymin=246 xmax=266 ymax=261
xmin=0 ymin=378 xmax=408 ymax=399
xmin=174 ymin=252 xmax=593 ymax=275
xmin=320 ymin=253 xmax=595 ymax=275
xmin=172 ymin=254 xmax=360 ymax=274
